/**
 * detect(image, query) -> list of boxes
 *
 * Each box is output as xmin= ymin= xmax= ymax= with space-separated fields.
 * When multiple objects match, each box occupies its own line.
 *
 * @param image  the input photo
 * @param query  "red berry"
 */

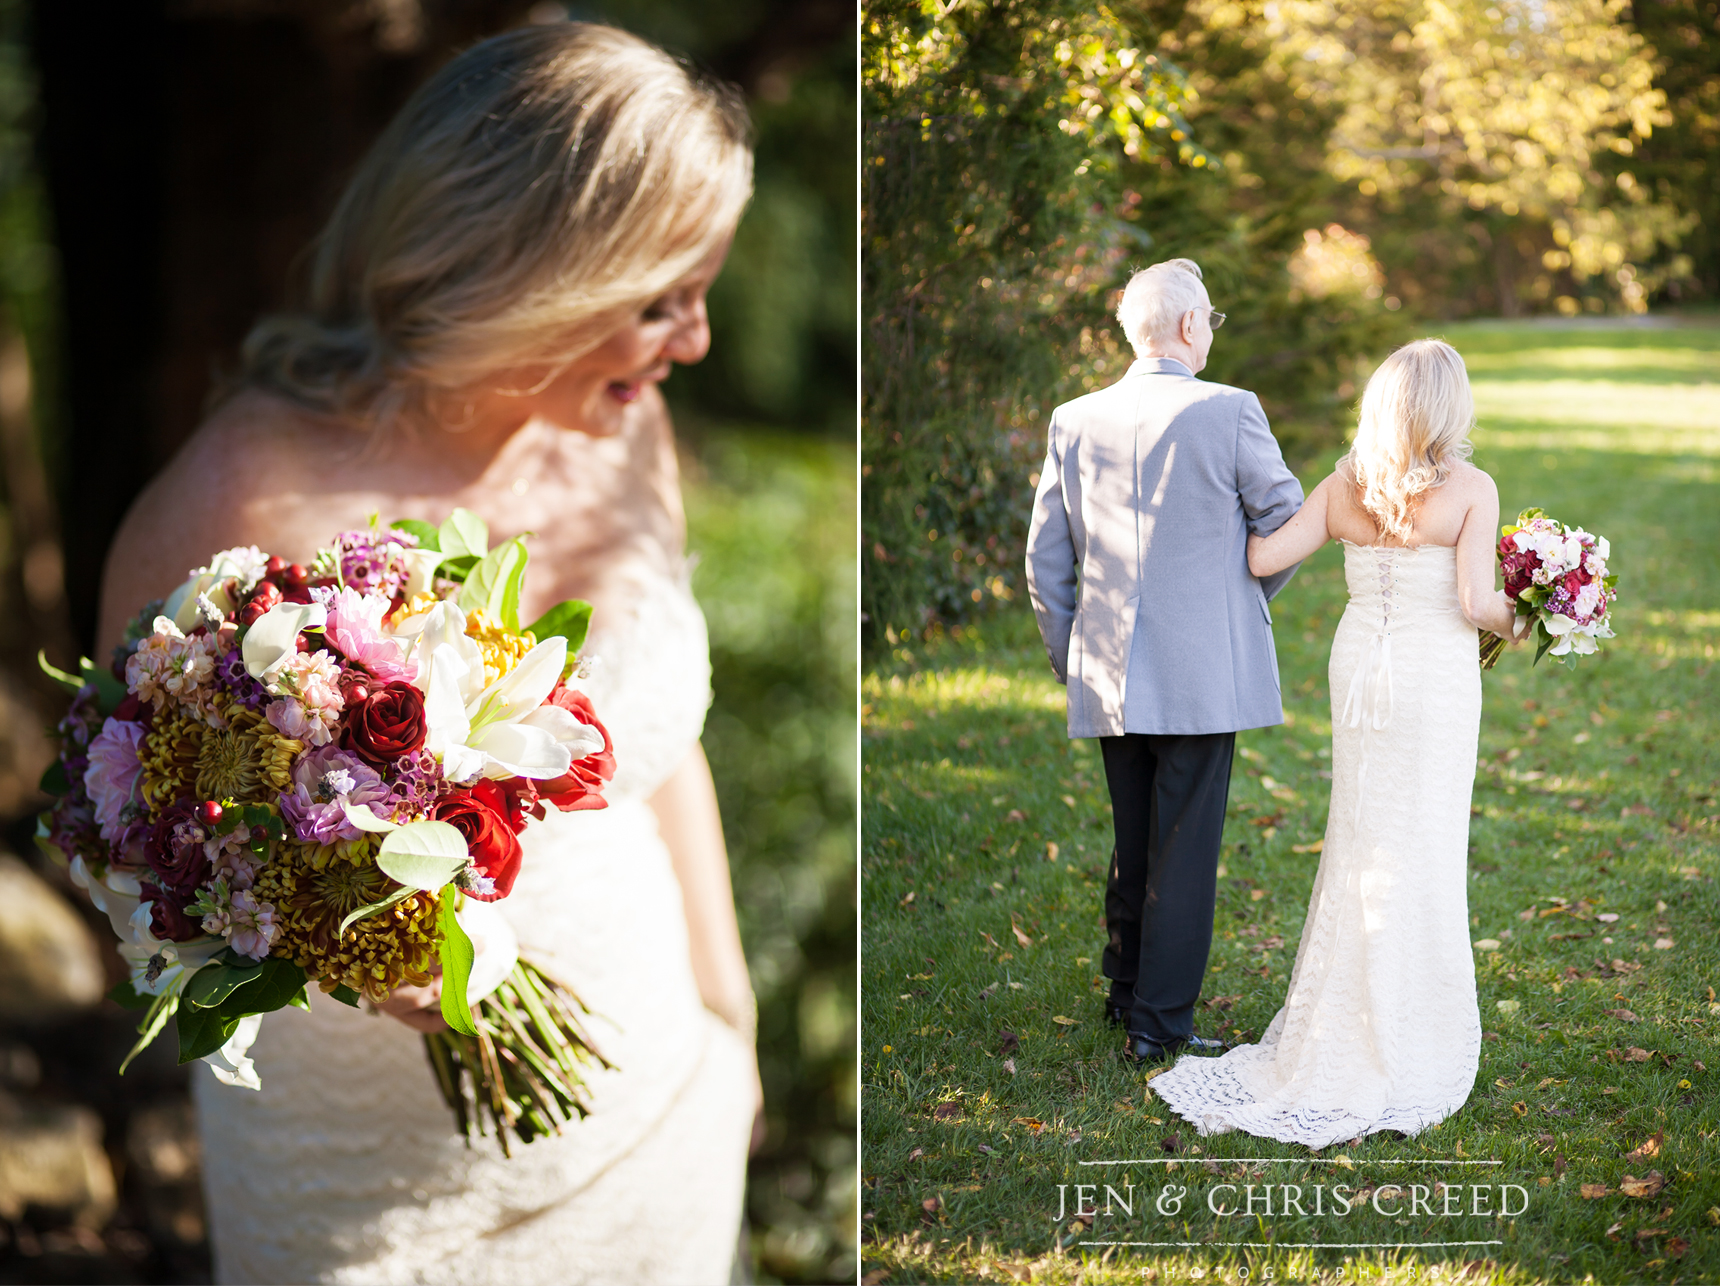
xmin=285 ymin=563 xmax=308 ymax=586
xmin=198 ymin=801 xmax=223 ymax=825
xmin=265 ymin=555 xmax=287 ymax=577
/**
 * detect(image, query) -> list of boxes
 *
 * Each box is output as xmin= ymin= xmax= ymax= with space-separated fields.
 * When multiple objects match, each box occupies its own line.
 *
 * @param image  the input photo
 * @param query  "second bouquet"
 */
xmin=40 ymin=510 xmax=614 ymax=1155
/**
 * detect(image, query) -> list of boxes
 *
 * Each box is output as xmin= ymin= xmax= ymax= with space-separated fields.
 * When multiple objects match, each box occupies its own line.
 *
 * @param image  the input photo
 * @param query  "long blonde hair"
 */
xmin=236 ymin=23 xmax=752 ymax=425
xmin=1344 ymin=339 xmax=1475 ymax=540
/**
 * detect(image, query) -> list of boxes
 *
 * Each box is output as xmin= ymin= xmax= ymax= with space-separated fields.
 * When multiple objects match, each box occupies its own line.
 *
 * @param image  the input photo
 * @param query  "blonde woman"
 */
xmin=96 ymin=25 xmax=760 ymax=1284
xmin=1150 ymin=339 xmax=1530 ymax=1148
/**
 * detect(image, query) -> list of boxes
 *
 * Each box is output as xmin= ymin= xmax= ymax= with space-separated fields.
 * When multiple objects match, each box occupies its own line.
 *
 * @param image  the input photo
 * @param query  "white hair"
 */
xmin=1116 ymin=258 xmax=1209 ymax=354
xmin=1344 ymin=338 xmax=1475 ymax=541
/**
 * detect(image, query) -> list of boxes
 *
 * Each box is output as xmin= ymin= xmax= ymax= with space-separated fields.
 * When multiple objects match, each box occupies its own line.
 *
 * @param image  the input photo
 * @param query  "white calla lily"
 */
xmin=117 ymin=902 xmax=227 ymax=997
xmin=204 ymin=1013 xmax=264 ymax=1090
xmin=242 ymin=601 xmax=328 ymax=687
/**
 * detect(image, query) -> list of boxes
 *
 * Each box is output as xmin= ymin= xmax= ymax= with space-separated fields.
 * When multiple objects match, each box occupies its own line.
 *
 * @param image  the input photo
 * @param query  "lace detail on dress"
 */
xmin=1150 ymin=544 xmax=1482 ymax=1150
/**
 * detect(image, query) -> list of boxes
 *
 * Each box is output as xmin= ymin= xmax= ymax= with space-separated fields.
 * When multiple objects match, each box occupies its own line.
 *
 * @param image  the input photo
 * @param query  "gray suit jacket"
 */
xmin=1025 ymin=357 xmax=1304 ymax=738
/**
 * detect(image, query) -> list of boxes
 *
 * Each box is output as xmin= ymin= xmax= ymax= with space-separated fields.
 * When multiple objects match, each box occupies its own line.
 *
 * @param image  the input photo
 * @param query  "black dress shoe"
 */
xmin=1124 ymin=1031 xmax=1228 ymax=1064
xmin=1104 ymin=999 xmax=1129 ymax=1028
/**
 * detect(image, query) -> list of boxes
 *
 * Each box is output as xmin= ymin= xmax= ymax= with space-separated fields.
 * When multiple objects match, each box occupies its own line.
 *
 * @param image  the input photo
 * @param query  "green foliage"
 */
xmin=860 ymin=320 xmax=1720 ymax=1285
xmin=684 ymin=429 xmax=856 ymax=1284
xmin=525 ymin=599 xmax=593 ymax=655
xmin=861 ymin=0 xmax=1407 ymax=645
xmin=437 ymin=890 xmax=478 ymax=1038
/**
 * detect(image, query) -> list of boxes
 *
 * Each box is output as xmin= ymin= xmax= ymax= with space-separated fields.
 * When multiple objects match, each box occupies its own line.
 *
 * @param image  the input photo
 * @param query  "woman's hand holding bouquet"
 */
xmin=40 ymin=510 xmax=614 ymax=1153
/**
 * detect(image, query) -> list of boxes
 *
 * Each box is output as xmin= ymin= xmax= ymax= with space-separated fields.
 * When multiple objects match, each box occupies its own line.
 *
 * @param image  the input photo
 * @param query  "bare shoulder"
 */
xmin=1443 ymin=459 xmax=1498 ymax=505
xmin=97 ymin=392 xmax=340 ymax=650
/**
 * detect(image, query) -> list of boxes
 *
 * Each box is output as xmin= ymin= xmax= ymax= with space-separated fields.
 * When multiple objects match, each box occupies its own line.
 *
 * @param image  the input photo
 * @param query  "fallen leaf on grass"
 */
xmin=1623 ymin=1132 xmax=1663 ymax=1163
xmin=1003 ymin=1058 xmax=1016 ymax=1075
xmin=1202 ymin=994 xmax=1240 ymax=1011
xmin=1000 ymin=1264 xmax=1034 ymax=1283
xmin=1291 ymin=839 xmax=1324 ymax=854
xmin=1474 ymin=939 xmax=1501 ymax=951
xmin=1634 ymin=1227 xmax=1668 ymax=1242
xmin=1051 ymin=1015 xmax=1078 ymax=1027
xmin=932 ymin=1103 xmax=963 ymax=1122
xmin=1620 ymin=1171 xmax=1666 ymax=1198
xmin=1011 ymin=920 xmax=1034 ymax=948
xmin=978 ymin=930 xmax=1001 ymax=949
xmin=1161 ymin=1134 xmax=1181 ymax=1153
xmin=999 ymin=1030 xmax=1019 ymax=1055
xmin=1046 ymin=842 xmax=1059 ymax=861
xmin=1654 ymin=938 xmax=1674 ymax=950
xmin=1597 ymin=912 xmax=1620 ymax=923
xmin=908 ymin=1147 xmax=924 ymax=1161
xmin=1626 ymin=1047 xmax=1652 ymax=1062
xmin=1605 ymin=1008 xmax=1640 ymax=1023
xmin=1497 ymin=1000 xmax=1520 ymax=1015
xmin=1005 ymin=809 xmax=1025 ymax=823
xmin=979 ymin=983 xmax=1000 ymax=1000
xmin=1013 ymin=1117 xmax=1046 ymax=1134
xmin=1250 ymin=888 xmax=1267 ymax=902
xmin=1555 ymin=1154 xmax=1568 ymax=1178
xmin=1582 ymin=1184 xmax=1610 ymax=1199
xmin=900 ymin=890 xmax=916 ymax=907
xmin=921 ymin=1195 xmax=943 ymax=1219
xmin=1667 ymin=1236 xmax=1691 ymax=1258
xmin=862 ymin=1271 xmax=889 ymax=1285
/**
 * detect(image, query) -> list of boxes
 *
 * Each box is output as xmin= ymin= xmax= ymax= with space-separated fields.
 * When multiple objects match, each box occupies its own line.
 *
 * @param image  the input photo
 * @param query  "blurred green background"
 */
xmin=0 ymin=2 xmax=854 ymax=1282
xmin=861 ymin=0 xmax=1718 ymax=647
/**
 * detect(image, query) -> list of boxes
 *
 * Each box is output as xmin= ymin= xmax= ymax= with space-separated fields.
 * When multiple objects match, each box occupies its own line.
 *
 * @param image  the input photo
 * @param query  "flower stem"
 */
xmin=421 ymin=957 xmax=608 ymax=1154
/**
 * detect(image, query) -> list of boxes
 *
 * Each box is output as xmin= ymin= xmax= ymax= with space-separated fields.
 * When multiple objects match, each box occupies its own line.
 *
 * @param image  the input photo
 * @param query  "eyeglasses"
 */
xmin=1207 ymin=309 xmax=1227 ymax=329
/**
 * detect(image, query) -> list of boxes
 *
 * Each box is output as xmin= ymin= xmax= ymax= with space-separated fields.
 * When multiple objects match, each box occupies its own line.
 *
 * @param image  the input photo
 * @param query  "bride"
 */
xmin=94 ymin=24 xmax=760 ymax=1284
xmin=1150 ymin=339 xmax=1530 ymax=1149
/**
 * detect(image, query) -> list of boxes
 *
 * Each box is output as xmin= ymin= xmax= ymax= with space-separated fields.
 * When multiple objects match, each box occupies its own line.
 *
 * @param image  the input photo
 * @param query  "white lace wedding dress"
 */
xmin=1151 ymin=542 xmax=1482 ymax=1149
xmin=194 ymin=569 xmax=755 ymax=1284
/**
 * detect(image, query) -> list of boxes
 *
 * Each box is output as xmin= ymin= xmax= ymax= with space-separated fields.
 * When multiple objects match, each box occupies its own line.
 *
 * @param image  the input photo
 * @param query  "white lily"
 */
xmin=242 ymin=600 xmax=329 ymax=689
xmin=117 ymin=901 xmax=227 ymax=997
xmin=204 ymin=1013 xmax=265 ymax=1090
xmin=412 ymin=600 xmax=603 ymax=783
xmin=69 ymin=856 xmax=146 ymax=944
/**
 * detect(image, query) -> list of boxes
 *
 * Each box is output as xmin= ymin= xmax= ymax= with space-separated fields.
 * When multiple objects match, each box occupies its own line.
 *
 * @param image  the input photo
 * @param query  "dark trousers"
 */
xmin=1099 ymin=731 xmax=1235 ymax=1044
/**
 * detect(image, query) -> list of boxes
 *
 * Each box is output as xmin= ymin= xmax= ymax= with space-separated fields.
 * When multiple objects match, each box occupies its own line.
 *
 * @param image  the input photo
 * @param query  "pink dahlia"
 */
xmin=84 ymin=718 xmax=146 ymax=844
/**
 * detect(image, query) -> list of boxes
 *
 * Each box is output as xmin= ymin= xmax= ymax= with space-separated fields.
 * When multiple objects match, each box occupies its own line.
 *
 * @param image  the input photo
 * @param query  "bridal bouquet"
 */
xmin=1479 ymin=507 xmax=1618 ymax=670
xmin=38 ymin=510 xmax=612 ymax=1154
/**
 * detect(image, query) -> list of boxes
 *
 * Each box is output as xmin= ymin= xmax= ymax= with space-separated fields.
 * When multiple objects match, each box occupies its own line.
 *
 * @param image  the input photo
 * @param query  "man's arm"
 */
xmin=1024 ymin=421 xmax=1077 ymax=682
xmin=1236 ymin=394 xmax=1305 ymax=601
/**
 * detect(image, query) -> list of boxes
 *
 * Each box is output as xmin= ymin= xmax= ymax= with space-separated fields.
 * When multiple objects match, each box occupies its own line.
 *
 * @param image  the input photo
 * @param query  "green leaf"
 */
xmin=376 ymin=820 xmax=469 ymax=891
xmin=437 ymin=891 xmax=478 ymax=1037
xmin=1533 ymin=620 xmax=1555 ymax=667
xmin=438 ymin=509 xmax=489 ymax=562
xmin=392 ymin=519 xmax=440 ymax=552
xmin=329 ymin=984 xmax=362 ymax=1008
xmin=107 ymin=979 xmax=153 ymax=1011
xmin=337 ymin=885 xmax=418 ymax=937
xmin=120 ymin=992 xmax=178 ymax=1075
xmin=526 ymin=599 xmax=594 ymax=655
xmin=38 ymin=650 xmax=83 ymax=695
xmin=82 ymin=661 xmax=128 ymax=716
xmin=216 ymin=956 xmax=313 ymax=1017
xmin=38 ymin=758 xmax=69 ymax=796
xmin=438 ymin=553 xmax=479 ymax=584
xmin=177 ymin=1005 xmax=241 ymax=1064
xmin=183 ymin=961 xmax=264 ymax=1010
xmin=458 ymin=537 xmax=528 ymax=630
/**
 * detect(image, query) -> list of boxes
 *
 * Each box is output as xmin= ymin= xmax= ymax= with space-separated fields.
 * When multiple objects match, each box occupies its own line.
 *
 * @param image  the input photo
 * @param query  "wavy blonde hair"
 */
xmin=1344 ymin=338 xmax=1475 ymax=541
xmin=235 ymin=22 xmax=752 ymax=425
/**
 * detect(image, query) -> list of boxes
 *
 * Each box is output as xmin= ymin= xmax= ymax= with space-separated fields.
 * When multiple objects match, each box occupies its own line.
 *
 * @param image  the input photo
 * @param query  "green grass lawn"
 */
xmin=859 ymin=320 xmax=1720 ymax=1285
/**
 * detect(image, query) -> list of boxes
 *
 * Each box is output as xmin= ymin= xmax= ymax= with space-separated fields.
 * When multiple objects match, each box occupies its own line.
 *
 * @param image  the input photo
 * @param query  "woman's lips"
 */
xmin=606 ymin=382 xmax=642 ymax=403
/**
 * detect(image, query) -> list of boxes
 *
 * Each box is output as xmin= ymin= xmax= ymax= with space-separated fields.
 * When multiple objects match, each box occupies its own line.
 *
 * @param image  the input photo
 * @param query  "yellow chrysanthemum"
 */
xmin=140 ymin=697 xmax=302 ymax=813
xmin=257 ymin=837 xmax=439 ymax=1002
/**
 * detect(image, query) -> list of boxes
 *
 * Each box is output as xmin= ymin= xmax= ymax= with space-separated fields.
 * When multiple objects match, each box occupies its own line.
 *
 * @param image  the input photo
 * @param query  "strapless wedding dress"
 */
xmin=1151 ymin=542 xmax=1482 ymax=1148
xmin=194 ymin=569 xmax=755 ymax=1284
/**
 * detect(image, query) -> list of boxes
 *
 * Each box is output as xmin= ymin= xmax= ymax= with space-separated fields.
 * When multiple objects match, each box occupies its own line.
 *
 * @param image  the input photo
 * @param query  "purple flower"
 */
xmin=279 ymin=745 xmax=391 ymax=844
xmin=85 ymin=718 xmax=146 ymax=844
xmin=213 ymin=645 xmax=269 ymax=711
xmin=335 ymin=528 xmax=418 ymax=602
xmin=387 ymin=748 xmax=449 ymax=818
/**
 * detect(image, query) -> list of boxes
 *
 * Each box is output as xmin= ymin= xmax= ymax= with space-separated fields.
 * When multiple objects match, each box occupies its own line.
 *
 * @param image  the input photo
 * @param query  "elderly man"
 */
xmin=1025 ymin=258 xmax=1304 ymax=1063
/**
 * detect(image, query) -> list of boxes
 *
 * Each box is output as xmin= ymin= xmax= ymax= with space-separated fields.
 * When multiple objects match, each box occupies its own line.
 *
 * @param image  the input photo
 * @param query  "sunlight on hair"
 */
xmin=1345 ymin=339 xmax=1475 ymax=541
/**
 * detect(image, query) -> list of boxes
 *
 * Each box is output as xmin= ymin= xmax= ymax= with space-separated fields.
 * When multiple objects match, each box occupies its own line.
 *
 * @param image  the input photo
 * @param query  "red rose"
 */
xmin=507 ymin=687 xmax=615 ymax=820
xmin=143 ymin=801 xmax=211 ymax=898
xmin=343 ymin=681 xmax=427 ymax=766
xmin=435 ymin=780 xmax=523 ymax=901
